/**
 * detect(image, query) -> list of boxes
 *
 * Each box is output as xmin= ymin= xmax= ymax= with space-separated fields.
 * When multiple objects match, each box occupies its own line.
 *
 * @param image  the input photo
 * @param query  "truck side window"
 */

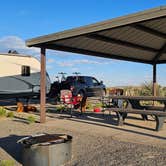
xmin=92 ymin=78 xmax=99 ymax=86
xmin=78 ymin=77 xmax=85 ymax=83
xmin=85 ymin=77 xmax=93 ymax=86
xmin=21 ymin=66 xmax=30 ymax=76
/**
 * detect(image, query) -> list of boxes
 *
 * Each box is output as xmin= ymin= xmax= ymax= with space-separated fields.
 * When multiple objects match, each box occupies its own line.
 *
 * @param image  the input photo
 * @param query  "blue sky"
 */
xmin=0 ymin=0 xmax=166 ymax=86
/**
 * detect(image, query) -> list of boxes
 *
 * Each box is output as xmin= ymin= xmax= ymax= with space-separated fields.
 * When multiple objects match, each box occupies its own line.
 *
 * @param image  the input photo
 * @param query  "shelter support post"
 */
xmin=153 ymin=64 xmax=157 ymax=96
xmin=40 ymin=47 xmax=46 ymax=123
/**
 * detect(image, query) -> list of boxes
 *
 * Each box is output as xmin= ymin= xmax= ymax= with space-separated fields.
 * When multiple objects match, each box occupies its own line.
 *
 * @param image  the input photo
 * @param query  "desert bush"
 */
xmin=55 ymin=105 xmax=65 ymax=112
xmin=86 ymin=102 xmax=93 ymax=110
xmin=139 ymin=81 xmax=153 ymax=96
xmin=7 ymin=112 xmax=14 ymax=118
xmin=0 ymin=160 xmax=15 ymax=166
xmin=139 ymin=82 xmax=166 ymax=97
xmin=94 ymin=102 xmax=103 ymax=108
xmin=0 ymin=107 xmax=7 ymax=117
xmin=159 ymin=86 xmax=166 ymax=97
xmin=27 ymin=115 xmax=36 ymax=124
xmin=124 ymin=81 xmax=166 ymax=97
xmin=47 ymin=106 xmax=64 ymax=113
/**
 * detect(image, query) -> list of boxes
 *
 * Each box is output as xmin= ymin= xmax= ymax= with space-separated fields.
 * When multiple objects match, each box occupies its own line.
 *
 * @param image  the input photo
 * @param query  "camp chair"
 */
xmin=60 ymin=90 xmax=82 ymax=117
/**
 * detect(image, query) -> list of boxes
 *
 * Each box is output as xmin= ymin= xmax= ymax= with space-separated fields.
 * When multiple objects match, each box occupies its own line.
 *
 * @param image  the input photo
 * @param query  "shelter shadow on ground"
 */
xmin=0 ymin=134 xmax=28 ymax=164
xmin=46 ymin=108 xmax=166 ymax=141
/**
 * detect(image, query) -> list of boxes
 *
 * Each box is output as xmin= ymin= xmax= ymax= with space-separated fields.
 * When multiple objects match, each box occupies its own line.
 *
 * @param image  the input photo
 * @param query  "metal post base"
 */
xmin=155 ymin=116 xmax=165 ymax=131
xmin=116 ymin=112 xmax=126 ymax=126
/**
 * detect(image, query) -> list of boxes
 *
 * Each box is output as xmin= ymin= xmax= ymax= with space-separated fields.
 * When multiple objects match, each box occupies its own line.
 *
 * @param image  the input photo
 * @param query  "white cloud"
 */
xmin=57 ymin=61 xmax=73 ymax=67
xmin=46 ymin=65 xmax=54 ymax=70
xmin=0 ymin=36 xmax=40 ymax=57
xmin=0 ymin=36 xmax=78 ymax=59
xmin=71 ymin=67 xmax=79 ymax=71
xmin=47 ymin=49 xmax=71 ymax=57
xmin=47 ymin=58 xmax=55 ymax=64
xmin=57 ymin=59 xmax=110 ymax=67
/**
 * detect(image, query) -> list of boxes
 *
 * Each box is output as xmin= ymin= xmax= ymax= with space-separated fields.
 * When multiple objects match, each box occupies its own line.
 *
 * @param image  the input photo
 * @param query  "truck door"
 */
xmin=84 ymin=77 xmax=93 ymax=97
xmin=91 ymin=77 xmax=102 ymax=96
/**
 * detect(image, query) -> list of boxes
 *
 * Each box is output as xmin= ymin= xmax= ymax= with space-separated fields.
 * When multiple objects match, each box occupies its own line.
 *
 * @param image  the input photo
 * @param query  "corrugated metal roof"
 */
xmin=26 ymin=6 xmax=166 ymax=64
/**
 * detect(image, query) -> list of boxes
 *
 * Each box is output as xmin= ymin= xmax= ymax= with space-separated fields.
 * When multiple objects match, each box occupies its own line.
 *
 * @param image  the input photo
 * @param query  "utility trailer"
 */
xmin=0 ymin=52 xmax=51 ymax=99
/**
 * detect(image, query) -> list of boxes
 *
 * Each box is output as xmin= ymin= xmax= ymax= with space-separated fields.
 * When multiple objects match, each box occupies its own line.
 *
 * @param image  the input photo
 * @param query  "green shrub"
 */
xmin=56 ymin=105 xmax=65 ymax=112
xmin=0 ymin=107 xmax=7 ymax=117
xmin=7 ymin=112 xmax=14 ymax=118
xmin=94 ymin=102 xmax=103 ymax=108
xmin=0 ymin=160 xmax=15 ymax=166
xmin=46 ymin=109 xmax=52 ymax=113
xmin=86 ymin=102 xmax=93 ymax=110
xmin=27 ymin=115 xmax=36 ymax=124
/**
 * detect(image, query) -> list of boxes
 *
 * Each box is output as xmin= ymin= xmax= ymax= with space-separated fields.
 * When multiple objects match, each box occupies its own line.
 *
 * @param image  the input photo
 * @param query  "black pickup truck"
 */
xmin=60 ymin=76 xmax=106 ymax=97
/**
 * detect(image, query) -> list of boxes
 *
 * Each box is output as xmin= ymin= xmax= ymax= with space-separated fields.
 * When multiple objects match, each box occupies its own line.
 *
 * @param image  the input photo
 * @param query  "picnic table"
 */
xmin=101 ymin=95 xmax=166 ymax=131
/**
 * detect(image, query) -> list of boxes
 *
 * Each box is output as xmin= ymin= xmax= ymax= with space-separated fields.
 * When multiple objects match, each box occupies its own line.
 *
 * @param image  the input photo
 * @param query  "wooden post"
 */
xmin=153 ymin=64 xmax=157 ymax=96
xmin=40 ymin=47 xmax=46 ymax=123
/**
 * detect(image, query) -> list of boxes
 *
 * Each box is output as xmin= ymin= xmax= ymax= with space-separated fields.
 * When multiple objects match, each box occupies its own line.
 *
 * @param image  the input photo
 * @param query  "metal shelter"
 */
xmin=26 ymin=6 xmax=166 ymax=123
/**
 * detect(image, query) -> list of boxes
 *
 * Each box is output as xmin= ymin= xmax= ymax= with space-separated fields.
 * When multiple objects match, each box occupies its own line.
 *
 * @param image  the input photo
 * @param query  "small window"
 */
xmin=78 ymin=77 xmax=85 ymax=83
xmin=85 ymin=77 xmax=93 ymax=86
xmin=92 ymin=78 xmax=99 ymax=86
xmin=21 ymin=66 xmax=30 ymax=76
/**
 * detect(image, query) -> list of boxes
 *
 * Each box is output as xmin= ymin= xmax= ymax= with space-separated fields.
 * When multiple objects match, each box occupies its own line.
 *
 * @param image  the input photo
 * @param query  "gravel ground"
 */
xmin=0 ymin=111 xmax=166 ymax=166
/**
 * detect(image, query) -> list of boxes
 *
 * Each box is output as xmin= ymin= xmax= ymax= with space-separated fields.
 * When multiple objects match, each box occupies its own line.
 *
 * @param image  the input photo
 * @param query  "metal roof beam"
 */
xmin=37 ymin=43 xmax=152 ymax=64
xmin=157 ymin=60 xmax=166 ymax=64
xmin=131 ymin=24 xmax=166 ymax=39
xmin=87 ymin=34 xmax=159 ymax=53
xmin=152 ymin=42 xmax=166 ymax=63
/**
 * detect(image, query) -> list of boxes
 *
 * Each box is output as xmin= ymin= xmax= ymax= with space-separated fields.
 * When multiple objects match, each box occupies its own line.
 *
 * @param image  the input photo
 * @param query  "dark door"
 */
xmin=91 ymin=77 xmax=102 ymax=96
xmin=84 ymin=77 xmax=102 ymax=97
xmin=84 ymin=77 xmax=93 ymax=97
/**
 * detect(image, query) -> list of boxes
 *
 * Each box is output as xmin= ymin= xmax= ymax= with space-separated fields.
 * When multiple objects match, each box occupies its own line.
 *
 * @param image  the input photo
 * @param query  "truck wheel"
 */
xmin=102 ymin=89 xmax=106 ymax=96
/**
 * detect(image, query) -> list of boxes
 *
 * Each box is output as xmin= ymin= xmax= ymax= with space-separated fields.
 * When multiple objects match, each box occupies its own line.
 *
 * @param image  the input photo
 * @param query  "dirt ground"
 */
xmin=0 ymin=102 xmax=166 ymax=166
